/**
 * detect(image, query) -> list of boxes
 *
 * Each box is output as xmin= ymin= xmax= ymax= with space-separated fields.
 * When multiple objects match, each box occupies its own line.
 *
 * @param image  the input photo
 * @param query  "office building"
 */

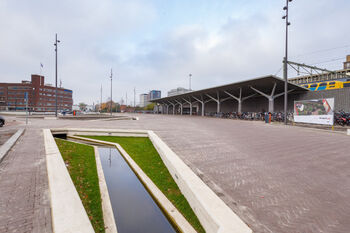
xmin=139 ymin=93 xmax=149 ymax=107
xmin=0 ymin=74 xmax=73 ymax=112
xmin=149 ymin=90 xmax=161 ymax=100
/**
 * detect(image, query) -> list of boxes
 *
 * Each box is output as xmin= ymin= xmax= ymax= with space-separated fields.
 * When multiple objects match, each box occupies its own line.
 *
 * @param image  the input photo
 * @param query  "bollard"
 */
xmin=347 ymin=129 xmax=350 ymax=136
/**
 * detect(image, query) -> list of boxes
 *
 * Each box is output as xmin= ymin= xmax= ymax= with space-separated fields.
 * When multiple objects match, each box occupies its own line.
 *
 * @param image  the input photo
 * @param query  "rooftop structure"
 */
xmin=167 ymin=87 xmax=191 ymax=97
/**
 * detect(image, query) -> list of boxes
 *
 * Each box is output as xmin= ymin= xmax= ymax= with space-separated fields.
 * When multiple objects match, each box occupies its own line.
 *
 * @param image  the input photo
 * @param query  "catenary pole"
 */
xmin=54 ymin=33 xmax=60 ymax=117
xmin=283 ymin=0 xmax=292 ymax=125
xmin=100 ymin=84 xmax=102 ymax=112
xmin=110 ymin=69 xmax=113 ymax=116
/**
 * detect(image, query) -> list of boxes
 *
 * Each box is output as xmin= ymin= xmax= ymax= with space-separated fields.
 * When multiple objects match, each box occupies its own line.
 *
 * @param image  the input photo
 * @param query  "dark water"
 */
xmin=98 ymin=147 xmax=176 ymax=233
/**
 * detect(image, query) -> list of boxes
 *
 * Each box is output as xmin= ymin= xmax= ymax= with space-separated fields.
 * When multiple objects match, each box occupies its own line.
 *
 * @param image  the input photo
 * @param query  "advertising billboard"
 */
xmin=294 ymin=98 xmax=334 ymax=125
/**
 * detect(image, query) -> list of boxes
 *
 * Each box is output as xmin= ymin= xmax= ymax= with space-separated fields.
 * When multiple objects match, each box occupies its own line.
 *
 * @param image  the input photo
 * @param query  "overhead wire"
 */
xmin=291 ymin=44 xmax=350 ymax=59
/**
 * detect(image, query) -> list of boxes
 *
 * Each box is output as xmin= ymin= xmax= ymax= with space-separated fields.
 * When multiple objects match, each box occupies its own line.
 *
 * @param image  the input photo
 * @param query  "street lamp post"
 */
xmin=110 ymin=69 xmax=113 ymax=116
xmin=54 ymin=33 xmax=60 ymax=117
xmin=283 ymin=0 xmax=292 ymax=125
xmin=189 ymin=74 xmax=192 ymax=91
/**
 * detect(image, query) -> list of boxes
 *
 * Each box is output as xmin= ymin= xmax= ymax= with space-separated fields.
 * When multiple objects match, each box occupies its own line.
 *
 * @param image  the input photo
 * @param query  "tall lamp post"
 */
xmin=54 ymin=33 xmax=60 ymax=117
xmin=189 ymin=73 xmax=192 ymax=91
xmin=110 ymin=69 xmax=113 ymax=116
xmin=282 ymin=0 xmax=292 ymax=125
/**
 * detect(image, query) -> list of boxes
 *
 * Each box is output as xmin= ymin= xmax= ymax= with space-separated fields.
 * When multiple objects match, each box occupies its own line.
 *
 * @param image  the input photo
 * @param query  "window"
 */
xmin=310 ymin=84 xmax=317 ymax=88
xmin=329 ymin=82 xmax=336 ymax=85
xmin=8 ymin=86 xmax=31 ymax=90
xmin=319 ymin=83 xmax=327 ymax=86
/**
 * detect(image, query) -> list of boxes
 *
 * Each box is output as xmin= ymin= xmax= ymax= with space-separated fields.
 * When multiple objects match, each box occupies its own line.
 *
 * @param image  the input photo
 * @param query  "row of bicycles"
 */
xmin=205 ymin=110 xmax=350 ymax=127
xmin=205 ymin=112 xmax=294 ymax=122
xmin=334 ymin=111 xmax=350 ymax=126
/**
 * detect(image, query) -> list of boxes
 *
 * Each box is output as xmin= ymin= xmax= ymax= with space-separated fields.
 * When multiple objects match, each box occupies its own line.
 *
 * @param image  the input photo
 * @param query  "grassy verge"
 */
xmin=55 ymin=138 xmax=105 ymax=233
xmin=82 ymin=136 xmax=205 ymax=233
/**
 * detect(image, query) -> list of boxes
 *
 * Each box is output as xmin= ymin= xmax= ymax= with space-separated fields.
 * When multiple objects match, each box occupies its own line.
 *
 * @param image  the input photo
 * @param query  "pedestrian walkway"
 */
xmin=0 ymin=128 xmax=51 ymax=233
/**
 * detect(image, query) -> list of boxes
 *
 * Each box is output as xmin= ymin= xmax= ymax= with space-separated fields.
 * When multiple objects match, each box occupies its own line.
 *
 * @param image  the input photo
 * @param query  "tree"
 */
xmin=79 ymin=102 xmax=87 ymax=111
xmin=145 ymin=103 xmax=155 ymax=110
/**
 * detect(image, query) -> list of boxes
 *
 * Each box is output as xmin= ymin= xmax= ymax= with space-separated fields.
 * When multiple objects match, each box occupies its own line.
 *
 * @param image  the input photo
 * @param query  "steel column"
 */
xmin=224 ymin=88 xmax=256 ymax=113
xmin=175 ymin=100 xmax=183 ymax=115
xmin=192 ymin=96 xmax=205 ymax=116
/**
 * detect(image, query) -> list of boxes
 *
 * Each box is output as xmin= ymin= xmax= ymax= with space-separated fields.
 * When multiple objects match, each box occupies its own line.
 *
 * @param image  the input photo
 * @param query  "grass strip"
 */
xmin=82 ymin=136 xmax=205 ymax=233
xmin=55 ymin=138 xmax=105 ymax=233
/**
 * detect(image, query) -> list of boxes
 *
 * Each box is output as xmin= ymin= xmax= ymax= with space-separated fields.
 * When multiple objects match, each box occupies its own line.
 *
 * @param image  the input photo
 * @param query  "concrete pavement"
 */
xmin=0 ymin=114 xmax=350 ymax=233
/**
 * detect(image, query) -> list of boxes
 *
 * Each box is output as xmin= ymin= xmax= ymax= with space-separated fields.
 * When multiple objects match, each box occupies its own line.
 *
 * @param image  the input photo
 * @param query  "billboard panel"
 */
xmin=294 ymin=98 xmax=334 ymax=125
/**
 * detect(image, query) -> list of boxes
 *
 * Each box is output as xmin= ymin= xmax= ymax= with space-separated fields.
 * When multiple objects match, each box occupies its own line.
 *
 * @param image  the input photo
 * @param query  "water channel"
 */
xmin=98 ymin=147 xmax=176 ymax=233
xmin=58 ymin=134 xmax=177 ymax=233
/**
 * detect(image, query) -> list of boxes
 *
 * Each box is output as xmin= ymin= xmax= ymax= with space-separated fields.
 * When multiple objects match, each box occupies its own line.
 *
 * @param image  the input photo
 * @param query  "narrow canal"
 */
xmin=98 ymin=147 xmax=176 ymax=233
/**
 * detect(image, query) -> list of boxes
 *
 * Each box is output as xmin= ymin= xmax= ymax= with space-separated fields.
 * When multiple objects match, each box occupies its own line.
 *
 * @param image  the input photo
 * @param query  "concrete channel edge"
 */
xmin=94 ymin=146 xmax=118 ymax=233
xmin=69 ymin=134 xmax=197 ymax=233
xmin=50 ymin=128 xmax=252 ymax=233
xmin=43 ymin=129 xmax=95 ymax=233
xmin=0 ymin=128 xmax=25 ymax=163
xmin=148 ymin=131 xmax=252 ymax=233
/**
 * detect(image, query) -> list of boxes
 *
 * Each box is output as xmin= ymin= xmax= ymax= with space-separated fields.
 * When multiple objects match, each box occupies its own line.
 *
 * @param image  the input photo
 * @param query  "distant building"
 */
xmin=149 ymin=90 xmax=161 ymax=100
xmin=120 ymin=104 xmax=127 ymax=112
xmin=344 ymin=55 xmax=350 ymax=70
xmin=139 ymin=93 xmax=149 ymax=107
xmin=0 ymin=74 xmax=73 ymax=112
xmin=167 ymin=87 xmax=191 ymax=97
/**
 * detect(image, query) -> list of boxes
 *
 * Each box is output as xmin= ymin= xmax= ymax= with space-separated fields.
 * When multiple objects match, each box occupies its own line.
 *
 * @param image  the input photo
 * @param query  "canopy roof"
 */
xmin=152 ymin=75 xmax=308 ymax=103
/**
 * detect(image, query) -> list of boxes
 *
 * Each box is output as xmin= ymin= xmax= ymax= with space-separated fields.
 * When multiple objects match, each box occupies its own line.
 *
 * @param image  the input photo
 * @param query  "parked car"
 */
xmin=0 ymin=116 xmax=5 ymax=127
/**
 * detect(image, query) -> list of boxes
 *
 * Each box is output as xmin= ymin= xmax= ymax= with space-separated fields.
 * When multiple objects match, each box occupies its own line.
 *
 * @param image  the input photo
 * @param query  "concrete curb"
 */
xmin=43 ymin=129 xmax=94 ymax=233
xmin=51 ymin=128 xmax=148 ymax=137
xmin=70 ymin=135 xmax=197 ymax=233
xmin=148 ymin=131 xmax=252 ymax=233
xmin=94 ymin=147 xmax=118 ymax=233
xmin=44 ymin=117 xmax=58 ymax=120
xmin=0 ymin=128 xmax=25 ymax=163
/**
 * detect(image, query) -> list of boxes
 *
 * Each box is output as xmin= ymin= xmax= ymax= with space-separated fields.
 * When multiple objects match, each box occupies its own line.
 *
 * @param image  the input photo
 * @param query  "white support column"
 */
xmin=165 ymin=104 xmax=169 ymax=114
xmin=174 ymin=100 xmax=183 ymax=115
xmin=182 ymin=98 xmax=193 ymax=116
xmin=224 ymin=88 xmax=257 ymax=113
xmin=206 ymin=92 xmax=220 ymax=113
xmin=250 ymin=85 xmax=275 ymax=112
xmin=167 ymin=101 xmax=176 ymax=115
xmin=250 ymin=83 xmax=294 ymax=113
xmin=192 ymin=96 xmax=205 ymax=116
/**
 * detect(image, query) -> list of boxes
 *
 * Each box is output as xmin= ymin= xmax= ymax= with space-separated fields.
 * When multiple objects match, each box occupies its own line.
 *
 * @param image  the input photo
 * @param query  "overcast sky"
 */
xmin=1 ymin=0 xmax=349 ymax=105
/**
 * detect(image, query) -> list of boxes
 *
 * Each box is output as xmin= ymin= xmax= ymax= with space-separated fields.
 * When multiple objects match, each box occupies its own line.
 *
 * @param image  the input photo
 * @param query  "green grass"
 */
xmin=82 ymin=136 xmax=205 ymax=233
xmin=55 ymin=139 xmax=105 ymax=233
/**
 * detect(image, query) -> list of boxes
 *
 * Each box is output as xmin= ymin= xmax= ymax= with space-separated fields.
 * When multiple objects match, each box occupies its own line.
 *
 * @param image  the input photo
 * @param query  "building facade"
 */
xmin=0 ymin=74 xmax=73 ymax=112
xmin=149 ymin=90 xmax=161 ymax=100
xmin=139 ymin=93 xmax=149 ymax=107
xmin=167 ymin=87 xmax=191 ymax=97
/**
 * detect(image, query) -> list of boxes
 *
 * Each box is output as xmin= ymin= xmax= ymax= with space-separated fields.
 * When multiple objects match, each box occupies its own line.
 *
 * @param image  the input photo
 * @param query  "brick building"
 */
xmin=0 ymin=74 xmax=73 ymax=112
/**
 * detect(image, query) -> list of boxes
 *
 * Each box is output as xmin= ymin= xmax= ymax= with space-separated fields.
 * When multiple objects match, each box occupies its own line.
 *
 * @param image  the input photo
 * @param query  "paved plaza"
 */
xmin=0 ymin=114 xmax=350 ymax=233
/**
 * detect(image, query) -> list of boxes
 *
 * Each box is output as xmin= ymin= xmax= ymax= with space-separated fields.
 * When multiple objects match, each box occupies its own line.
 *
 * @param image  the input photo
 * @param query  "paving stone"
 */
xmin=1 ymin=114 xmax=350 ymax=233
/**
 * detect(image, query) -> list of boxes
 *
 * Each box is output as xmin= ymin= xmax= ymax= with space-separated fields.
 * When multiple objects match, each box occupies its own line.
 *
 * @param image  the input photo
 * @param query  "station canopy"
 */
xmin=151 ymin=75 xmax=308 ymax=103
